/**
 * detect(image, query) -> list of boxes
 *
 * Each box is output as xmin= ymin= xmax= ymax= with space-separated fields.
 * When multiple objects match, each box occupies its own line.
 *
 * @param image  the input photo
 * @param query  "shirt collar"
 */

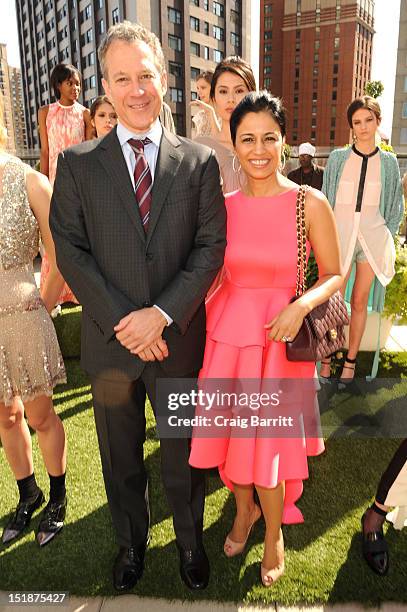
xmin=117 ymin=118 xmax=162 ymax=148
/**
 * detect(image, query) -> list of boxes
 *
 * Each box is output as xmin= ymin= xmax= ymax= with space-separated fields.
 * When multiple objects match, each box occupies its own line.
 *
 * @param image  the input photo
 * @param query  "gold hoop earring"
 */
xmin=232 ymin=154 xmax=241 ymax=174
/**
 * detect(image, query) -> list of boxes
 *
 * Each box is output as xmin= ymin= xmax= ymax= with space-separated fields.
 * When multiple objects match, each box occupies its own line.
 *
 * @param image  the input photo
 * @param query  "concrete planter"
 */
xmin=344 ymin=311 xmax=393 ymax=351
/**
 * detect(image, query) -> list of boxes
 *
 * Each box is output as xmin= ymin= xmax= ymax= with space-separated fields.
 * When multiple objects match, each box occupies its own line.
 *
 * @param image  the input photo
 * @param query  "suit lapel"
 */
xmin=146 ymin=128 xmax=184 ymax=247
xmin=97 ymin=127 xmax=146 ymax=242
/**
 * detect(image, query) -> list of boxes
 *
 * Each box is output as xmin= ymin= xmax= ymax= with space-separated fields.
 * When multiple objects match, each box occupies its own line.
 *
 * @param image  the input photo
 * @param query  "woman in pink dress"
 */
xmin=189 ymin=92 xmax=343 ymax=585
xmin=38 ymin=64 xmax=93 ymax=305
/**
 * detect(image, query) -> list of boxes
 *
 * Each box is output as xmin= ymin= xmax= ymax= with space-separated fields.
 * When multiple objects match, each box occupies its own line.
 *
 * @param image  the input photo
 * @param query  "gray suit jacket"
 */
xmin=50 ymin=126 xmax=226 ymax=380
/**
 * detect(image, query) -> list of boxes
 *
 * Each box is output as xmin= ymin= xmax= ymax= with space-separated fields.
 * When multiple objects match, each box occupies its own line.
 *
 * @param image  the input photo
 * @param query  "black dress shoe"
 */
xmin=113 ymin=544 xmax=146 ymax=592
xmin=2 ymin=489 xmax=45 ymax=544
xmin=178 ymin=546 xmax=210 ymax=590
xmin=361 ymin=511 xmax=389 ymax=576
xmin=36 ymin=498 xmax=67 ymax=547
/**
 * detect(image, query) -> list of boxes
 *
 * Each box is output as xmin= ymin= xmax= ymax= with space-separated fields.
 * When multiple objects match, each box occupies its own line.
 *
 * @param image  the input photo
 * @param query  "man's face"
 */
xmin=299 ymin=154 xmax=313 ymax=169
xmin=102 ymin=40 xmax=167 ymax=133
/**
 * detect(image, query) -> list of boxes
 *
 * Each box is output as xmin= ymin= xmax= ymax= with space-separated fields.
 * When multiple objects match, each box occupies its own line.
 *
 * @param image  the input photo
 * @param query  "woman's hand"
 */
xmin=190 ymin=99 xmax=213 ymax=114
xmin=265 ymin=300 xmax=309 ymax=343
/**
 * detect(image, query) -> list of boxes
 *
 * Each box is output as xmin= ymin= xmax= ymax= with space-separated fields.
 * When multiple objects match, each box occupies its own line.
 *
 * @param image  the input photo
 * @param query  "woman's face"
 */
xmin=92 ymin=102 xmax=118 ymax=137
xmin=196 ymin=78 xmax=211 ymax=104
xmin=213 ymin=71 xmax=250 ymax=123
xmin=234 ymin=110 xmax=284 ymax=181
xmin=58 ymin=73 xmax=81 ymax=102
xmin=351 ymin=108 xmax=380 ymax=144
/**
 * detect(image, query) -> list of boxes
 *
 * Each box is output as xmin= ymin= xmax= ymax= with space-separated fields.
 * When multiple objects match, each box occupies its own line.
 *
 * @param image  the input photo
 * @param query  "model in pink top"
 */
xmin=38 ymin=64 xmax=93 ymax=305
xmin=189 ymin=92 xmax=343 ymax=586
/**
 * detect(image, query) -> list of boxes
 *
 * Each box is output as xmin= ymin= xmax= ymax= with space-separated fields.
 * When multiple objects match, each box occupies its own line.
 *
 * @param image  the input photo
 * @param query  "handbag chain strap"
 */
xmin=295 ymin=184 xmax=309 ymax=297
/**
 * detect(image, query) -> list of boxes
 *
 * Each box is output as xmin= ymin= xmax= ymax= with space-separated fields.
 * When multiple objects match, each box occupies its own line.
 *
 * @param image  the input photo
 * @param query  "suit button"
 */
xmin=146 ymin=253 xmax=154 ymax=261
xmin=142 ymin=301 xmax=152 ymax=307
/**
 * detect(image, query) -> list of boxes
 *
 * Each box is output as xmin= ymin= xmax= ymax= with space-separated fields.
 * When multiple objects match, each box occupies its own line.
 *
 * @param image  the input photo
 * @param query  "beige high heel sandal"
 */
xmin=260 ymin=528 xmax=285 ymax=586
xmin=223 ymin=504 xmax=262 ymax=558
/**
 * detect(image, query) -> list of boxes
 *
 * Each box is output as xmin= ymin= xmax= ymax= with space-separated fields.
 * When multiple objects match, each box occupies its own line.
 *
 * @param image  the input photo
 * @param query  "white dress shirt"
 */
xmin=116 ymin=119 xmax=173 ymax=326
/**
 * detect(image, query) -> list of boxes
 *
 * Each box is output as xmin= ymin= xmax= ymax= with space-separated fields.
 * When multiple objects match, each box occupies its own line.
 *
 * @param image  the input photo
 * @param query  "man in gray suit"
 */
xmin=50 ymin=21 xmax=226 ymax=592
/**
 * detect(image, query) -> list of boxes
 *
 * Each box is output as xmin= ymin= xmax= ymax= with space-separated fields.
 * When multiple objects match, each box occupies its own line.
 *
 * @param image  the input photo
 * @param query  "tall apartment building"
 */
xmin=9 ymin=66 xmax=27 ymax=153
xmin=15 ymin=0 xmax=251 ymax=148
xmin=391 ymin=0 xmax=407 ymax=154
xmin=0 ymin=44 xmax=17 ymax=153
xmin=259 ymin=0 xmax=375 ymax=149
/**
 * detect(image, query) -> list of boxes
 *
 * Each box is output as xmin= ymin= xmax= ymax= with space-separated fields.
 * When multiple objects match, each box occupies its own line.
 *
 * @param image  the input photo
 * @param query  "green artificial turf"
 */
xmin=1 ymin=354 xmax=407 ymax=605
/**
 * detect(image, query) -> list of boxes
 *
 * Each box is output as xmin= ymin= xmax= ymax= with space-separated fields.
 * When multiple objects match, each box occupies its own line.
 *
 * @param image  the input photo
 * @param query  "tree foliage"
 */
xmin=364 ymin=80 xmax=384 ymax=99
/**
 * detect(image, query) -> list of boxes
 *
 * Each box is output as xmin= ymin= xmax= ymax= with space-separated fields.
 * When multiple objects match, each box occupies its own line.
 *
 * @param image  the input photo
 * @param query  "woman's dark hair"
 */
xmin=347 ymin=95 xmax=381 ymax=127
xmin=210 ymin=56 xmax=256 ymax=100
xmin=230 ymin=90 xmax=286 ymax=146
xmin=50 ymin=63 xmax=81 ymax=100
xmin=196 ymin=71 xmax=213 ymax=85
xmin=89 ymin=95 xmax=115 ymax=121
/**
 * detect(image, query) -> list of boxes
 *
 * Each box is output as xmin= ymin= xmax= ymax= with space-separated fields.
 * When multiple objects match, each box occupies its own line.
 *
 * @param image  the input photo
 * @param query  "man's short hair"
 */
xmin=98 ymin=21 xmax=166 ymax=79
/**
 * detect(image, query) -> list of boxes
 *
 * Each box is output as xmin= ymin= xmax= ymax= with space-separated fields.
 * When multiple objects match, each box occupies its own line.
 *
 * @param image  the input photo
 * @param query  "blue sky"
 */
xmin=0 ymin=0 xmax=401 ymax=137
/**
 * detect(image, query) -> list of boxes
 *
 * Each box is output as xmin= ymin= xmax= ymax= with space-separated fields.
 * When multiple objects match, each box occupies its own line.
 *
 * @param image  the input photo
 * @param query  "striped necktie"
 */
xmin=128 ymin=137 xmax=153 ymax=232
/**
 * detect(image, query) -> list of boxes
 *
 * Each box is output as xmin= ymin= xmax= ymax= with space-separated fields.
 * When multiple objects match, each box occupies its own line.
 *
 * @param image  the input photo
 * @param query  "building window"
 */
xmin=265 ymin=4 xmax=272 ymax=14
xmin=400 ymin=128 xmax=407 ymax=145
xmin=313 ymin=79 xmax=318 ymax=89
xmin=203 ymin=46 xmax=210 ymax=60
xmin=169 ymin=62 xmax=183 ymax=78
xmin=169 ymin=8 xmax=182 ymax=24
xmin=169 ymin=35 xmax=182 ymax=51
xmin=191 ymin=67 xmax=200 ymax=80
xmin=314 ymin=53 xmax=319 ymax=64
xmin=292 ymin=133 xmax=298 ymax=142
xmin=332 ymin=91 xmax=337 ymax=100
xmin=311 ymin=130 xmax=316 ymax=141
xmin=330 ymin=130 xmax=335 ymax=141
xmin=190 ymin=42 xmax=200 ymax=56
xmin=98 ymin=19 xmax=105 ymax=34
xmin=90 ymin=75 xmax=96 ymax=89
xmin=213 ymin=1 xmax=224 ymax=17
xmin=190 ymin=16 xmax=199 ymax=30
xmin=295 ymin=68 xmax=300 ymax=78
xmin=296 ymin=29 xmax=300 ymax=40
xmin=85 ymin=29 xmax=93 ymax=44
xmin=331 ymin=117 xmax=336 ymax=127
xmin=264 ymin=32 xmax=272 ymax=40
xmin=311 ymin=118 xmax=316 ymax=128
xmin=294 ymin=80 xmax=298 ymax=90
xmin=97 ymin=0 xmax=103 ymax=8
xmin=333 ymin=77 xmax=337 ymax=87
xmin=213 ymin=25 xmax=224 ymax=40
xmin=332 ymin=105 xmax=336 ymax=117
xmin=204 ymin=0 xmax=209 ymax=9
xmin=112 ymin=8 xmax=119 ymax=24
xmin=191 ymin=91 xmax=198 ymax=101
xmin=84 ymin=4 xmax=92 ymax=20
xmin=404 ymin=76 xmax=407 ymax=92
xmin=231 ymin=32 xmax=240 ymax=47
xmin=264 ymin=66 xmax=272 ymax=75
xmin=213 ymin=49 xmax=223 ymax=62
xmin=265 ymin=17 xmax=273 ymax=29
xmin=402 ymin=102 xmax=407 ymax=119
xmin=315 ymin=40 xmax=320 ymax=50
xmin=264 ymin=77 xmax=272 ymax=89
xmin=190 ymin=0 xmax=199 ymax=5
xmin=170 ymin=87 xmax=183 ymax=103
xmin=294 ymin=95 xmax=298 ymax=105
xmin=264 ymin=43 xmax=272 ymax=53
xmin=333 ymin=63 xmax=338 ymax=74
xmin=312 ymin=91 xmax=317 ymax=101
xmin=204 ymin=21 xmax=209 ymax=35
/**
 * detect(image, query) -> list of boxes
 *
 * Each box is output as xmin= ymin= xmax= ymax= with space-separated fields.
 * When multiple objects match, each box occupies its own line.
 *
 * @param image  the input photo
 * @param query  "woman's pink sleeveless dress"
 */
xmin=189 ymin=188 xmax=324 ymax=524
xmin=40 ymin=101 xmax=85 ymax=305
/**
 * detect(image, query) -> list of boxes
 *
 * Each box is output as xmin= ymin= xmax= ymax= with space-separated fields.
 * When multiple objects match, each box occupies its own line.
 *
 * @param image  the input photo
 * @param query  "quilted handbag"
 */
xmin=286 ymin=185 xmax=349 ymax=362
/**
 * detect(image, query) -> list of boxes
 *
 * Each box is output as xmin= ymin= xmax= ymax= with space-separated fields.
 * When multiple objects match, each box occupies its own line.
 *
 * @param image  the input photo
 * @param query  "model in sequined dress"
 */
xmin=0 ymin=124 xmax=68 ymax=547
